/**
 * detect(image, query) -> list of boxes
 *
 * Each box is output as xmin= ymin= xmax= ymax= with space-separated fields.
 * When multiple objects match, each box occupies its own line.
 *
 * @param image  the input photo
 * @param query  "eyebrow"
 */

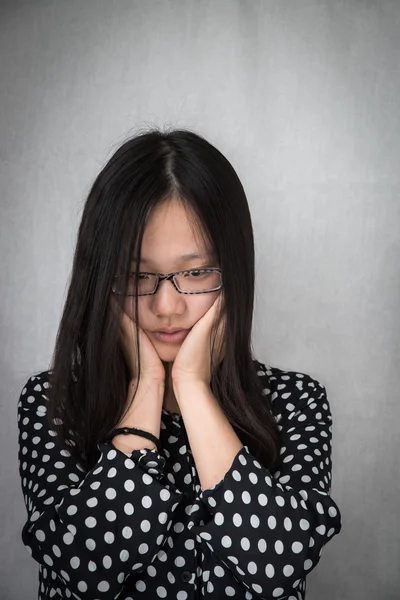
xmin=132 ymin=252 xmax=215 ymax=264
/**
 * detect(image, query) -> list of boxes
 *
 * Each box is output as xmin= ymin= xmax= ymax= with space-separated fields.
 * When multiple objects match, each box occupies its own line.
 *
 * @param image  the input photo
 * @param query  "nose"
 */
xmin=152 ymin=278 xmax=184 ymax=310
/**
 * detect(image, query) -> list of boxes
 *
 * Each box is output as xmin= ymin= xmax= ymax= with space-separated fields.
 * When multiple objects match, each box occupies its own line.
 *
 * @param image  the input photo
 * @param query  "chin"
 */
xmin=153 ymin=342 xmax=180 ymax=358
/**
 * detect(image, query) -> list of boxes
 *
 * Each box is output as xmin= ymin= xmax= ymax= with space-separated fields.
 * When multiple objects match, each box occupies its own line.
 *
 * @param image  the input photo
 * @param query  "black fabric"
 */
xmin=17 ymin=360 xmax=342 ymax=599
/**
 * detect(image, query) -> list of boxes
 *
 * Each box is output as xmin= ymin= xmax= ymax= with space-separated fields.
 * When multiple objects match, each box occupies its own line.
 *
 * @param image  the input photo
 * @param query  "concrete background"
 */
xmin=1 ymin=1 xmax=399 ymax=598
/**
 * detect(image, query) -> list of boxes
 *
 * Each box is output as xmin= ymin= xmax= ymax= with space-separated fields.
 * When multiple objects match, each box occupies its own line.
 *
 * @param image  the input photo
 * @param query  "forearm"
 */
xmin=112 ymin=379 xmax=165 ymax=453
xmin=174 ymin=381 xmax=244 ymax=491
xmin=18 ymin=373 xmax=181 ymax=600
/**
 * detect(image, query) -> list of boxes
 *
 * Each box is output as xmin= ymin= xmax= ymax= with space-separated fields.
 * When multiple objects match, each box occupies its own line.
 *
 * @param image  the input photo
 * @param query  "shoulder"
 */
xmin=252 ymin=358 xmax=328 ymax=416
xmin=17 ymin=369 xmax=52 ymax=411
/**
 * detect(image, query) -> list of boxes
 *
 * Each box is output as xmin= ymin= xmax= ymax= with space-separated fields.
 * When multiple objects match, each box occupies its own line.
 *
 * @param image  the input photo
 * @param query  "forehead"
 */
xmin=134 ymin=197 xmax=214 ymax=265
xmin=132 ymin=251 xmax=215 ymax=265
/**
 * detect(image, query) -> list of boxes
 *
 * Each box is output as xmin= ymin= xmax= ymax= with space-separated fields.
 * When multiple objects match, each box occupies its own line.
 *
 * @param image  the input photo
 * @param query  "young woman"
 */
xmin=17 ymin=129 xmax=342 ymax=600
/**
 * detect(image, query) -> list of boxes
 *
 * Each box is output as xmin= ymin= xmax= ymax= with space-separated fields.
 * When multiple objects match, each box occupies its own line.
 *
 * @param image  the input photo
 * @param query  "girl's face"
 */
xmin=124 ymin=196 xmax=220 ymax=364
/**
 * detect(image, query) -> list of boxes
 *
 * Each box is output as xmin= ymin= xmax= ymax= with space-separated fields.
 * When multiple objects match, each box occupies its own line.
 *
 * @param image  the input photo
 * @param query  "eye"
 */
xmin=130 ymin=272 xmax=150 ymax=280
xmin=185 ymin=269 xmax=206 ymax=277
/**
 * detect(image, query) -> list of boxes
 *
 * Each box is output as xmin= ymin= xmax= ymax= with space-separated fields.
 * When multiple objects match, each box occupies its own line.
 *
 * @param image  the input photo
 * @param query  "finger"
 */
xmin=213 ymin=292 xmax=224 ymax=316
xmin=206 ymin=294 xmax=222 ymax=324
xmin=216 ymin=313 xmax=226 ymax=362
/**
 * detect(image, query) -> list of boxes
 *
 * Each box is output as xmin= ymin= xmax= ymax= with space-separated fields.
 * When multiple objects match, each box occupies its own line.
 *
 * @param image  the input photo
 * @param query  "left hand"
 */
xmin=171 ymin=292 xmax=226 ymax=389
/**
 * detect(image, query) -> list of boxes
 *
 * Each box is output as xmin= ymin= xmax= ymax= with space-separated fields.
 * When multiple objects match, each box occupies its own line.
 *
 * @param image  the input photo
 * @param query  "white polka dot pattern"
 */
xmin=17 ymin=361 xmax=342 ymax=599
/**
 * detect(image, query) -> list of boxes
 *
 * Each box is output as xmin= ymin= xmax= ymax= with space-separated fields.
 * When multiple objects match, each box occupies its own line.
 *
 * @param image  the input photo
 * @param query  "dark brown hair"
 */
xmin=45 ymin=128 xmax=281 ymax=471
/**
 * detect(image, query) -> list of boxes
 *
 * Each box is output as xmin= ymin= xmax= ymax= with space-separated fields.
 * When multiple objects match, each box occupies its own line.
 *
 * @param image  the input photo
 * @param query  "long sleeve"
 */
xmin=17 ymin=372 xmax=183 ymax=600
xmin=189 ymin=368 xmax=342 ymax=600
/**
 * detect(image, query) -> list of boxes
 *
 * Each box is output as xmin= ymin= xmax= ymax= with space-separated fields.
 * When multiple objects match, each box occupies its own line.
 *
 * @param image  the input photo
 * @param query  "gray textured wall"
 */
xmin=1 ymin=1 xmax=399 ymax=599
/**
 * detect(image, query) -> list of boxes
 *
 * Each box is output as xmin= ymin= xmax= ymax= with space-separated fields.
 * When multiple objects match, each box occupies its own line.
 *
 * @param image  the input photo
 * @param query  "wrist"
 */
xmin=117 ymin=379 xmax=164 ymax=437
xmin=130 ymin=377 xmax=165 ymax=394
xmin=173 ymin=379 xmax=210 ymax=401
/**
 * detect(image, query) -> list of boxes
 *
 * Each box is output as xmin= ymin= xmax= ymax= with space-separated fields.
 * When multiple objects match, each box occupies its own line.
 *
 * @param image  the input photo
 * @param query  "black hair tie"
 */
xmin=106 ymin=427 xmax=161 ymax=453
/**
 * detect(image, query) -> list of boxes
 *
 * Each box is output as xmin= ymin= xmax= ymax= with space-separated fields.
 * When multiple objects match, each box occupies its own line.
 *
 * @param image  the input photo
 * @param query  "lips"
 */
xmin=152 ymin=329 xmax=189 ymax=343
xmin=154 ymin=328 xmax=188 ymax=334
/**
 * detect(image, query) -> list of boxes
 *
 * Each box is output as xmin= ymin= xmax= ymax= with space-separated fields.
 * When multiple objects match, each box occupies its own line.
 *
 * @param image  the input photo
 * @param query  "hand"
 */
xmin=109 ymin=296 xmax=166 ymax=384
xmin=171 ymin=292 xmax=226 ymax=389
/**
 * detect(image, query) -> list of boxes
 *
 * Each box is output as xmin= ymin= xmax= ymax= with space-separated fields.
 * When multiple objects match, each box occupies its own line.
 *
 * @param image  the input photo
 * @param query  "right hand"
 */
xmin=109 ymin=296 xmax=166 ymax=384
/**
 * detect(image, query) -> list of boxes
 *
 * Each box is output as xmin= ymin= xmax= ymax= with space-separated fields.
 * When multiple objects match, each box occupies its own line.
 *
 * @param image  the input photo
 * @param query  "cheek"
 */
xmin=123 ymin=297 xmax=161 ymax=328
xmin=191 ymin=291 xmax=220 ymax=323
xmin=123 ymin=297 xmax=144 ymax=323
xmin=196 ymin=292 xmax=219 ymax=314
xmin=123 ymin=292 xmax=220 ymax=325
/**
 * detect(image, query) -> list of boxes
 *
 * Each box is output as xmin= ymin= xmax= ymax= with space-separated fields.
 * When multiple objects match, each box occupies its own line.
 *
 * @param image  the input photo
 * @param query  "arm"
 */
xmin=176 ymin=368 xmax=342 ymax=600
xmin=18 ymin=372 xmax=183 ymax=600
xmin=174 ymin=380 xmax=244 ymax=491
xmin=112 ymin=378 xmax=165 ymax=452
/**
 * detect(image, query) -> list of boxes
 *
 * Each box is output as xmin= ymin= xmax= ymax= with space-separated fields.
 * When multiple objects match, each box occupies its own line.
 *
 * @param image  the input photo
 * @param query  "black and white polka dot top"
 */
xmin=17 ymin=360 xmax=342 ymax=600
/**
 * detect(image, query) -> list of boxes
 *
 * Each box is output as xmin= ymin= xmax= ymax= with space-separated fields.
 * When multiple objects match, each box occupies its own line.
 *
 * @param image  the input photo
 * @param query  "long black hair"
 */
xmin=45 ymin=128 xmax=282 ymax=471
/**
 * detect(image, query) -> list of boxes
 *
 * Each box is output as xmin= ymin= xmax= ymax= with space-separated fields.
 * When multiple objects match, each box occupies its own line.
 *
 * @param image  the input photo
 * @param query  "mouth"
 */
xmin=152 ymin=329 xmax=189 ymax=343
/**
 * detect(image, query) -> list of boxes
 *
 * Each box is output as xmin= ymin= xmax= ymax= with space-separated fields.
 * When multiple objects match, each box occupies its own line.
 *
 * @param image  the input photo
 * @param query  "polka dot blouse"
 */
xmin=17 ymin=360 xmax=342 ymax=599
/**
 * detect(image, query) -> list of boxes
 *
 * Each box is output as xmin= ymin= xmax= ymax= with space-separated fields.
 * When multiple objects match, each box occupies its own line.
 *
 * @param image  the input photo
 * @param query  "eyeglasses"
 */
xmin=112 ymin=268 xmax=223 ymax=296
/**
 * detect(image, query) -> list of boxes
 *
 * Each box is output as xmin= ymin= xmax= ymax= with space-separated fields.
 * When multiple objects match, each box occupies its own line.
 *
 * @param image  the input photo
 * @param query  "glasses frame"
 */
xmin=112 ymin=267 xmax=223 ymax=296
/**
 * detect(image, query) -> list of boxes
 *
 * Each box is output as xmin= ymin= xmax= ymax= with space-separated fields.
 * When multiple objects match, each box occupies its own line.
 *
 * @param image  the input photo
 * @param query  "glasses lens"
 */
xmin=113 ymin=274 xmax=157 ymax=295
xmin=135 ymin=274 xmax=158 ymax=295
xmin=175 ymin=270 xmax=222 ymax=292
